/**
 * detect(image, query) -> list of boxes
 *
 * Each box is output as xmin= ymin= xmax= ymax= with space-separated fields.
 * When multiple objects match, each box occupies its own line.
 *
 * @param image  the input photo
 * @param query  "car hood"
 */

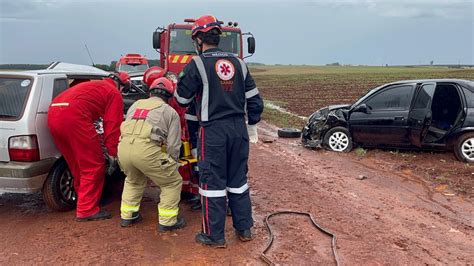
xmin=327 ymin=104 xmax=351 ymax=112
xmin=308 ymin=104 xmax=350 ymax=121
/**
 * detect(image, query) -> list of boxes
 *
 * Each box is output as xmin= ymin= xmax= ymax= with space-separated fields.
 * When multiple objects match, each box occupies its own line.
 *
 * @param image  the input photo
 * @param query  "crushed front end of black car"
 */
xmin=302 ymin=105 xmax=350 ymax=148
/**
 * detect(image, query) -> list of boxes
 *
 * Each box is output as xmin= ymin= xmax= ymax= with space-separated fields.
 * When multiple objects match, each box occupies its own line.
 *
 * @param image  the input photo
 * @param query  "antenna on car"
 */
xmin=84 ymin=43 xmax=96 ymax=67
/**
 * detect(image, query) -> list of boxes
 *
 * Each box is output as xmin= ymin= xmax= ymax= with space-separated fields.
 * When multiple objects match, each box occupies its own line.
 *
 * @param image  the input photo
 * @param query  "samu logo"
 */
xmin=215 ymin=59 xmax=235 ymax=81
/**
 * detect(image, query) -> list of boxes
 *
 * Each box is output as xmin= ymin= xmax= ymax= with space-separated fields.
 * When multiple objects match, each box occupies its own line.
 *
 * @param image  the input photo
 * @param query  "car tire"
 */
xmin=278 ymin=128 xmax=302 ymax=138
xmin=42 ymin=159 xmax=76 ymax=211
xmin=454 ymin=132 xmax=474 ymax=163
xmin=323 ymin=127 xmax=353 ymax=153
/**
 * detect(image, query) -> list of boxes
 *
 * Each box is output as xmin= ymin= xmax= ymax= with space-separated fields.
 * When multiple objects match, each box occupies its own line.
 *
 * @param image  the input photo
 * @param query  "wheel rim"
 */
xmin=59 ymin=169 xmax=77 ymax=203
xmin=461 ymin=137 xmax=474 ymax=162
xmin=328 ymin=131 xmax=349 ymax=152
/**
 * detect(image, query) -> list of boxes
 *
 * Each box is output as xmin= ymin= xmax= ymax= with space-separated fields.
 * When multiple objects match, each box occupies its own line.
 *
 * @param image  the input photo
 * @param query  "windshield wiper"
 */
xmin=0 ymin=114 xmax=16 ymax=118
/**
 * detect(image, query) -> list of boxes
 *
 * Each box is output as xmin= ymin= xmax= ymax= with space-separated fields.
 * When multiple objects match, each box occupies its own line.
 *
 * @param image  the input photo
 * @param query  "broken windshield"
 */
xmin=170 ymin=29 xmax=241 ymax=55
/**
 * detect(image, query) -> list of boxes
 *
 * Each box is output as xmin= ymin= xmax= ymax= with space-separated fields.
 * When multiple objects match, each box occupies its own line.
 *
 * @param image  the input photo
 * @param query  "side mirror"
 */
xmin=247 ymin=36 xmax=255 ymax=54
xmin=353 ymin=104 xmax=371 ymax=114
xmin=152 ymin=32 xmax=161 ymax=49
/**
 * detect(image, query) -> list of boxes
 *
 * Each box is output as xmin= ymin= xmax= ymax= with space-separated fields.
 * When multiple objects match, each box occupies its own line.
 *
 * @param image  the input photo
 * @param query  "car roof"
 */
xmin=0 ymin=62 xmax=109 ymax=77
xmin=384 ymin=79 xmax=474 ymax=90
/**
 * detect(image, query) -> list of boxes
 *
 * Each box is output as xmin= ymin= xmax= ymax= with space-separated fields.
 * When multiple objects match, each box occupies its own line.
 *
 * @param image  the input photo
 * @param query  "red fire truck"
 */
xmin=116 ymin=53 xmax=150 ymax=73
xmin=152 ymin=18 xmax=255 ymax=82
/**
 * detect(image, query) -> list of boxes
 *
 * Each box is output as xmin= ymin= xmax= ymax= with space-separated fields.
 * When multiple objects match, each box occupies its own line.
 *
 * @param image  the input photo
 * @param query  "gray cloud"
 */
xmin=303 ymin=0 xmax=473 ymax=18
xmin=1 ymin=0 xmax=472 ymax=65
xmin=1 ymin=0 xmax=62 ymax=20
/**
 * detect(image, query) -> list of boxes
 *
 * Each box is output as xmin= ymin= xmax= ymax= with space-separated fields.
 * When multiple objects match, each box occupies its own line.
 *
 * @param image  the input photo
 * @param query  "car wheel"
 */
xmin=323 ymin=127 xmax=353 ymax=152
xmin=278 ymin=128 xmax=302 ymax=138
xmin=454 ymin=132 xmax=474 ymax=163
xmin=42 ymin=159 xmax=76 ymax=211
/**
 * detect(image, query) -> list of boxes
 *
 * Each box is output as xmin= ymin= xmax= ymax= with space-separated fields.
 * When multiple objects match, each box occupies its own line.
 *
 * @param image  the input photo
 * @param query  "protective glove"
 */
xmin=105 ymin=154 xmax=118 ymax=176
xmin=247 ymin=124 xmax=258 ymax=144
xmin=191 ymin=148 xmax=198 ymax=159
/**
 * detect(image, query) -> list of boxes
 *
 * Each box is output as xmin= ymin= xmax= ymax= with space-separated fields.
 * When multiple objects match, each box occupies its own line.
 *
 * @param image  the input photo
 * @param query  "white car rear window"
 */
xmin=0 ymin=77 xmax=32 ymax=120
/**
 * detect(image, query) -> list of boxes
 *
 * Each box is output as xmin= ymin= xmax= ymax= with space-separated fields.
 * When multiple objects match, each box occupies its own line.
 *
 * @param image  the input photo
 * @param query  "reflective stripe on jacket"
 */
xmin=122 ymin=97 xmax=181 ymax=161
xmin=176 ymin=48 xmax=264 ymax=125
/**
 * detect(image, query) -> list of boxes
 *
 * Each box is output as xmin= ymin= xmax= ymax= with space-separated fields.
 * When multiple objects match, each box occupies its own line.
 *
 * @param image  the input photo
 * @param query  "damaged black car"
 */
xmin=302 ymin=79 xmax=474 ymax=162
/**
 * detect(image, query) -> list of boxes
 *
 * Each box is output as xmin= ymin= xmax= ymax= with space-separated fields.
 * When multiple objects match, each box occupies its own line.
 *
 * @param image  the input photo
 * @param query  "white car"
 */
xmin=0 ymin=62 xmax=109 ymax=210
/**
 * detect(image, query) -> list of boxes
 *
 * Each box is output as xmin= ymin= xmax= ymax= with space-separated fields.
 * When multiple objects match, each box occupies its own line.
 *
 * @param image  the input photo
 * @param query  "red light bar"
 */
xmin=184 ymin=18 xmax=224 ymax=24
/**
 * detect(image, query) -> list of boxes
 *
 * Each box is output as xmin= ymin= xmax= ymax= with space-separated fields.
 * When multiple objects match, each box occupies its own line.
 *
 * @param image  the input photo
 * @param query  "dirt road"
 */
xmin=1 ymin=121 xmax=472 ymax=264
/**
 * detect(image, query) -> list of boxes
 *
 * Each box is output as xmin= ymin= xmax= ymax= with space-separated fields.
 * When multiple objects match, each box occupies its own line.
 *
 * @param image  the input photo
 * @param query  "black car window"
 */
xmin=462 ymin=87 xmax=474 ymax=108
xmin=365 ymin=85 xmax=414 ymax=111
xmin=413 ymin=84 xmax=435 ymax=109
xmin=52 ymin=78 xmax=68 ymax=100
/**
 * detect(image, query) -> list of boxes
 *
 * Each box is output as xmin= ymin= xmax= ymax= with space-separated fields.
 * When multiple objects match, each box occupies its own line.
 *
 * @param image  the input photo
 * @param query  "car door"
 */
xmin=349 ymin=84 xmax=415 ymax=146
xmin=407 ymin=83 xmax=436 ymax=147
xmin=36 ymin=74 xmax=68 ymax=159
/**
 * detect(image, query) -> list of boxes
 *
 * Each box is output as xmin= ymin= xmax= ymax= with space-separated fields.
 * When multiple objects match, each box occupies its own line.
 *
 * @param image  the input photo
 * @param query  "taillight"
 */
xmin=8 ymin=135 xmax=40 ymax=162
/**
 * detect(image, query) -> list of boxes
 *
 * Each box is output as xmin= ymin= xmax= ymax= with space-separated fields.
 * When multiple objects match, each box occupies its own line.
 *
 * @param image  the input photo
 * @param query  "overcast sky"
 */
xmin=0 ymin=0 xmax=473 ymax=65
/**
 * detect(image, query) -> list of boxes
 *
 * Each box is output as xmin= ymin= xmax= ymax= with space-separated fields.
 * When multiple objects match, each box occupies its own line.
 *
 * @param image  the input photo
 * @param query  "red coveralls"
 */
xmin=48 ymin=79 xmax=123 ymax=218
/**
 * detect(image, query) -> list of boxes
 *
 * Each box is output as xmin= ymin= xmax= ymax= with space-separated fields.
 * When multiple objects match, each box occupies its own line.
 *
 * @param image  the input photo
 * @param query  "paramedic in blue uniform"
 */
xmin=175 ymin=15 xmax=263 ymax=248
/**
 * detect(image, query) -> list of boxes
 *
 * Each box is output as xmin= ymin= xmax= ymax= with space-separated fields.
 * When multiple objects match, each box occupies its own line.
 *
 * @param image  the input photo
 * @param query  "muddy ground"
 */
xmin=0 ymin=121 xmax=473 ymax=264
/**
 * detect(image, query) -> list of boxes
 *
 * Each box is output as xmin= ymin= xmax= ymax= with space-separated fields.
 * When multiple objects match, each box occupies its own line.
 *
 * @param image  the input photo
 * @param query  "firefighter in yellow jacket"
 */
xmin=118 ymin=77 xmax=185 ymax=231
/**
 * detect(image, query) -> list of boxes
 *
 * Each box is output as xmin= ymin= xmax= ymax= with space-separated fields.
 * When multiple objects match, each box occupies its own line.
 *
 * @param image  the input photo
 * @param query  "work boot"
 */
xmin=158 ymin=217 xmax=186 ymax=232
xmin=236 ymin=229 xmax=253 ymax=242
xmin=76 ymin=209 xmax=112 ymax=222
xmin=120 ymin=212 xmax=143 ymax=227
xmin=191 ymin=201 xmax=201 ymax=211
xmin=195 ymin=232 xmax=227 ymax=248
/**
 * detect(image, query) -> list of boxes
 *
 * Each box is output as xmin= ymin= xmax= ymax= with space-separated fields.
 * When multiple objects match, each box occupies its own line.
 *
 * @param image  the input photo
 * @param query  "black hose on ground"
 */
xmin=260 ymin=210 xmax=340 ymax=266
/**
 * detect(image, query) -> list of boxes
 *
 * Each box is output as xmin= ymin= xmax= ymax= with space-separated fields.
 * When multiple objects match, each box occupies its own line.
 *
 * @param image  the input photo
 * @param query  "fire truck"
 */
xmin=115 ymin=53 xmax=150 ymax=73
xmin=152 ymin=18 xmax=255 ymax=82
xmin=150 ymin=18 xmax=256 ymax=197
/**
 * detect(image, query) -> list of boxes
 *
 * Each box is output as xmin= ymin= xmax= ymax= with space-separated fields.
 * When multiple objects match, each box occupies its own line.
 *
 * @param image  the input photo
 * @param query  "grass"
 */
xmin=262 ymin=101 xmax=306 ymax=129
xmin=354 ymin=147 xmax=367 ymax=157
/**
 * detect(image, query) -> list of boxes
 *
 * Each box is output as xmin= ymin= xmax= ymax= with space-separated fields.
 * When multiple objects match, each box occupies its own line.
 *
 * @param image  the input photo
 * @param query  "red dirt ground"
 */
xmin=0 ymin=122 xmax=473 ymax=264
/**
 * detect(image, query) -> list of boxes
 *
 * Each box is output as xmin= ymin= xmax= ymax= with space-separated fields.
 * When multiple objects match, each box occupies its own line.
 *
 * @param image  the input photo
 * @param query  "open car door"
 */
xmin=408 ymin=82 xmax=436 ymax=147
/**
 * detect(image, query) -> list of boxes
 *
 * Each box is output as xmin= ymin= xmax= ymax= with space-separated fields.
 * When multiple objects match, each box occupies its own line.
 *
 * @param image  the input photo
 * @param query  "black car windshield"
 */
xmin=0 ymin=77 xmax=32 ymax=119
xmin=170 ymin=29 xmax=241 ymax=55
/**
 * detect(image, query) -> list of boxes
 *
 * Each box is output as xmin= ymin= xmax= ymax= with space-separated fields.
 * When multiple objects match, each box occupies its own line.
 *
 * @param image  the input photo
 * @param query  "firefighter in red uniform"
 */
xmin=176 ymin=15 xmax=264 ymax=247
xmin=48 ymin=72 xmax=130 ymax=221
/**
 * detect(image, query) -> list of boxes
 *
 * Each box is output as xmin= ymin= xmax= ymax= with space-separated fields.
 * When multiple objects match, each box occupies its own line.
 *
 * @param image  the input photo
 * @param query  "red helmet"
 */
xmin=149 ymin=77 xmax=175 ymax=98
xmin=109 ymin=71 xmax=131 ymax=92
xmin=116 ymin=71 xmax=130 ymax=85
xmin=191 ymin=15 xmax=222 ymax=39
xmin=143 ymin=66 xmax=165 ymax=87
